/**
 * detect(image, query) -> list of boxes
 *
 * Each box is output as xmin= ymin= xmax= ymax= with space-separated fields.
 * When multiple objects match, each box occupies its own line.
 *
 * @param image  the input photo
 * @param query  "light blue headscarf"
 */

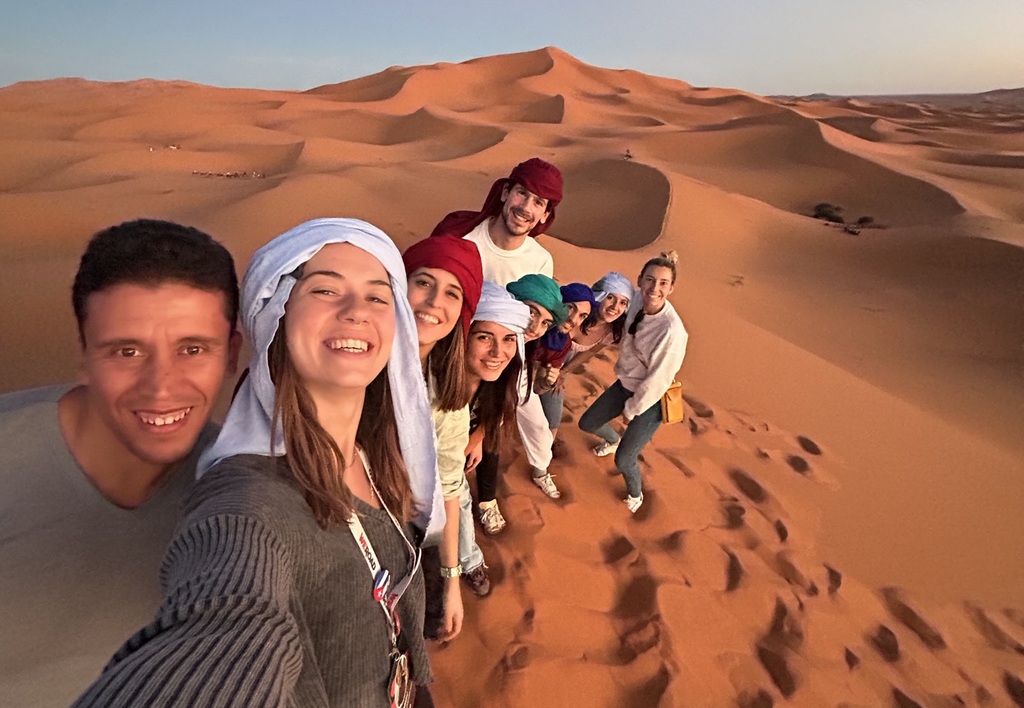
xmin=592 ymin=271 xmax=634 ymax=304
xmin=198 ymin=218 xmax=443 ymax=541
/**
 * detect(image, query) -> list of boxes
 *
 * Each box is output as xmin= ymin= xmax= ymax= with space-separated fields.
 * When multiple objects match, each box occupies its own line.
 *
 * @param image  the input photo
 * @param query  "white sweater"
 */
xmin=615 ymin=303 xmax=688 ymax=420
xmin=464 ymin=219 xmax=554 ymax=287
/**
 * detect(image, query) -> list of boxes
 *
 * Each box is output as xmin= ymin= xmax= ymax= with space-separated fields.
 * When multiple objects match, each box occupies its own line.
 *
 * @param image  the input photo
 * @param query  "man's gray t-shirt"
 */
xmin=0 ymin=384 xmax=214 ymax=707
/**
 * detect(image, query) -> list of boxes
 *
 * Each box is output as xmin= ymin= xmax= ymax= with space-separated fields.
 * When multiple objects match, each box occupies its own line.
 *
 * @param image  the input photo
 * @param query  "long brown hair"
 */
xmin=268 ymin=319 xmax=413 ymax=527
xmin=427 ymin=323 xmax=470 ymax=412
xmin=473 ymin=351 xmax=522 ymax=453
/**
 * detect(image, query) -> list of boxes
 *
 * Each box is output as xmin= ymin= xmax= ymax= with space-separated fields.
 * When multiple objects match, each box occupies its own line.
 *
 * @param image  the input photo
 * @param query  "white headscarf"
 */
xmin=198 ymin=218 xmax=443 ymax=541
xmin=472 ymin=281 xmax=532 ymax=366
xmin=592 ymin=271 xmax=635 ymax=304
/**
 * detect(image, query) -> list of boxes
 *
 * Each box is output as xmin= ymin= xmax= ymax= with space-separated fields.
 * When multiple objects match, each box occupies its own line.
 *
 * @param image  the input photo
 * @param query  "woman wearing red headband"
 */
xmin=403 ymin=235 xmax=483 ymax=642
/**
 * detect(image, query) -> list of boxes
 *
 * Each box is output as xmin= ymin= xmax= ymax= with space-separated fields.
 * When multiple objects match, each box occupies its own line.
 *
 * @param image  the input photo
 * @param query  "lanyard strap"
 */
xmin=346 ymin=448 xmax=420 ymax=647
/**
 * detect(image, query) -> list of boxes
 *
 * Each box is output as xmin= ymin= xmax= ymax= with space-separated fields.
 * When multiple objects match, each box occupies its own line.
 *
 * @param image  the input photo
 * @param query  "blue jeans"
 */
xmin=539 ymin=388 xmax=565 ymax=430
xmin=456 ymin=478 xmax=485 ymax=573
xmin=578 ymin=379 xmax=662 ymax=497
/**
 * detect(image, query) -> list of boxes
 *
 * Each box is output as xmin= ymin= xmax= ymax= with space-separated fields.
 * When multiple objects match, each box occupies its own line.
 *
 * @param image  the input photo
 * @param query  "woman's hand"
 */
xmin=440 ymin=580 xmax=464 ymax=641
xmin=544 ymin=366 xmax=561 ymax=387
xmin=553 ymin=374 xmax=567 ymax=394
xmin=465 ymin=436 xmax=483 ymax=472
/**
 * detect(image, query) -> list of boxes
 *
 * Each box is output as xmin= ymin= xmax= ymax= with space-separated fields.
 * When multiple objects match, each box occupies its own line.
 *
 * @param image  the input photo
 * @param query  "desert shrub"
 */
xmin=856 ymin=216 xmax=874 ymax=226
xmin=812 ymin=203 xmax=844 ymax=224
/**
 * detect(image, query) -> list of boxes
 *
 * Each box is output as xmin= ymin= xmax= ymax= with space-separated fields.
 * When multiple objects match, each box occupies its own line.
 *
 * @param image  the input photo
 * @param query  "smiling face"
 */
xmin=638 ymin=265 xmax=675 ymax=315
xmin=465 ymin=321 xmax=518 ymax=383
xmin=559 ymin=300 xmax=592 ymax=334
xmin=498 ymin=183 xmax=550 ymax=237
xmin=522 ymin=300 xmax=555 ymax=342
xmin=407 ymin=266 xmax=463 ymax=353
xmin=283 ymin=243 xmax=396 ymax=403
xmin=78 ymin=282 xmax=238 ymax=468
xmin=598 ymin=293 xmax=629 ymax=323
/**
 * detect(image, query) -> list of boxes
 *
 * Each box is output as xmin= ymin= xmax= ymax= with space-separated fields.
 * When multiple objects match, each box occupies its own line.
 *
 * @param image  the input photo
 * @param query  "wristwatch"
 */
xmin=439 ymin=564 xmax=462 ymax=579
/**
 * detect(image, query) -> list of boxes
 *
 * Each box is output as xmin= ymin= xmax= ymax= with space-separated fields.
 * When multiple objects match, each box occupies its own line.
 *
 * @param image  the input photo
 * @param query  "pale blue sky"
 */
xmin=1 ymin=0 xmax=1021 ymax=95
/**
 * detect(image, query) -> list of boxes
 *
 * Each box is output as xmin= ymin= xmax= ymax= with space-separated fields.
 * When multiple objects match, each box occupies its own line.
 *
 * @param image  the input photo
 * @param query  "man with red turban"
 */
xmin=431 ymin=157 xmax=563 ymax=286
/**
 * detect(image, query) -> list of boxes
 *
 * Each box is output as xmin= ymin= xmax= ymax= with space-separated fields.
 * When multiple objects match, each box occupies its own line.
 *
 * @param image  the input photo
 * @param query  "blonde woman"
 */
xmin=579 ymin=253 xmax=688 ymax=514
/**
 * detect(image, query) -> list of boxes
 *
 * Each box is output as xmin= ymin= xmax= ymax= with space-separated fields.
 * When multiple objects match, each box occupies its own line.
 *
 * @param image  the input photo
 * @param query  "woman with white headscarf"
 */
xmin=457 ymin=281 xmax=531 ymax=594
xmin=539 ymin=272 xmax=634 ymax=446
xmin=77 ymin=219 xmax=442 ymax=708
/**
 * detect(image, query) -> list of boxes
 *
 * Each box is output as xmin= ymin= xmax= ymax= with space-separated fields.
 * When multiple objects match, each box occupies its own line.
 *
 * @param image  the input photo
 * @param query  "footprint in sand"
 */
xmin=612 ymin=573 xmax=658 ymax=620
xmin=776 ymin=552 xmax=819 ymax=596
xmin=501 ymin=643 xmax=531 ymax=672
xmin=621 ymin=619 xmax=660 ymax=658
xmin=721 ymin=498 xmax=746 ymax=528
xmin=683 ymin=394 xmax=714 ymax=418
xmin=1004 ymin=672 xmax=1024 ymax=706
xmin=892 ymin=687 xmax=923 ymax=708
xmin=964 ymin=603 xmax=1024 ymax=654
xmin=729 ymin=468 xmax=768 ymax=503
xmin=881 ymin=587 xmax=945 ymax=650
xmin=658 ymin=529 xmax=685 ymax=553
xmin=869 ymin=624 xmax=901 ymax=662
xmin=825 ymin=564 xmax=842 ymax=594
xmin=796 ymin=435 xmax=822 ymax=455
xmin=658 ymin=448 xmax=696 ymax=478
xmin=766 ymin=597 xmax=804 ymax=650
xmin=687 ymin=417 xmax=707 ymax=436
xmin=844 ymin=647 xmax=860 ymax=669
xmin=756 ymin=644 xmax=796 ymax=698
xmin=518 ymin=607 xmax=535 ymax=634
xmin=724 ymin=547 xmax=744 ymax=591
xmin=737 ymin=689 xmax=774 ymax=708
xmin=785 ymin=454 xmax=810 ymax=475
xmin=600 ymin=534 xmax=639 ymax=565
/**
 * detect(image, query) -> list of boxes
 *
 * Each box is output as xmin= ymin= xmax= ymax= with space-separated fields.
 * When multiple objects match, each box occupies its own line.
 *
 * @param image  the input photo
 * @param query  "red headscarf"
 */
xmin=402 ymin=235 xmax=483 ymax=340
xmin=430 ymin=157 xmax=563 ymax=239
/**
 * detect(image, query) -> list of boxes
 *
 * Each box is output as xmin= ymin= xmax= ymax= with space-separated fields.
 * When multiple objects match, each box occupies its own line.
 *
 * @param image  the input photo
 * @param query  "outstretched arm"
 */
xmin=75 ymin=514 xmax=303 ymax=707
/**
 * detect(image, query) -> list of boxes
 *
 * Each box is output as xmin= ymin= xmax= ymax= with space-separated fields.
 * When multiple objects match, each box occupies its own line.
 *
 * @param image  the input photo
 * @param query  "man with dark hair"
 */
xmin=0 ymin=219 xmax=240 ymax=706
xmin=432 ymin=157 xmax=562 ymax=286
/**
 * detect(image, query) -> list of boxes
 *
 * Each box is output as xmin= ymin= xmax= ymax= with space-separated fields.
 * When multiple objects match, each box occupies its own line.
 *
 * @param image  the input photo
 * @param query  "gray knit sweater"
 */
xmin=74 ymin=454 xmax=431 ymax=707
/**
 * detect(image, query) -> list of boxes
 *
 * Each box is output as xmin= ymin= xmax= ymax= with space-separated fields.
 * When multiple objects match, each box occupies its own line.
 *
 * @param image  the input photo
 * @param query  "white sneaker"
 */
xmin=593 ymin=440 xmax=620 ymax=457
xmin=624 ymin=493 xmax=644 ymax=514
xmin=532 ymin=472 xmax=561 ymax=499
xmin=478 ymin=500 xmax=507 ymax=535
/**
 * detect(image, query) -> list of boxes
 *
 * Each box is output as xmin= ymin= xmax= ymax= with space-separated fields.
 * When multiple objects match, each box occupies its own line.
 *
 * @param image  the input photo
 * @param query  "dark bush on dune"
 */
xmin=856 ymin=216 xmax=874 ymax=226
xmin=812 ymin=202 xmax=845 ymax=223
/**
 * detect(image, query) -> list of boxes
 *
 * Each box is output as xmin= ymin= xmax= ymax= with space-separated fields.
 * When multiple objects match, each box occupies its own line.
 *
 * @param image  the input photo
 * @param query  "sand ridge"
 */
xmin=1 ymin=46 xmax=1023 ymax=705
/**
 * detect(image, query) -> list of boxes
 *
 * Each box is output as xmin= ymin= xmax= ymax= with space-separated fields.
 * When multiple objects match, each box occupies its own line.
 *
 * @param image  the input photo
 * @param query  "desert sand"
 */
xmin=1 ymin=47 xmax=1022 ymax=706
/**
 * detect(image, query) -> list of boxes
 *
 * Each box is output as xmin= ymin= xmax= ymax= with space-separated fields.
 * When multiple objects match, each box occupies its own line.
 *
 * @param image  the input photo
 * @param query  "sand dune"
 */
xmin=555 ymin=159 xmax=670 ymax=250
xmin=2 ymin=47 xmax=1023 ymax=706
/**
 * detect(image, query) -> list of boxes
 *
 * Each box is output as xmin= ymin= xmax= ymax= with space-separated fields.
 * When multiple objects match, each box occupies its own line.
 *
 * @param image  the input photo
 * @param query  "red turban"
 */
xmin=402 ymin=235 xmax=483 ymax=340
xmin=430 ymin=157 xmax=563 ymax=239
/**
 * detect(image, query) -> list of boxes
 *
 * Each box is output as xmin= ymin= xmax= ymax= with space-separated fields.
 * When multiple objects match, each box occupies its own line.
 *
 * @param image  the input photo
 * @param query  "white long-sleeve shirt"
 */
xmin=616 ymin=303 xmax=688 ymax=420
xmin=464 ymin=219 xmax=554 ymax=287
xmin=515 ymin=370 xmax=553 ymax=471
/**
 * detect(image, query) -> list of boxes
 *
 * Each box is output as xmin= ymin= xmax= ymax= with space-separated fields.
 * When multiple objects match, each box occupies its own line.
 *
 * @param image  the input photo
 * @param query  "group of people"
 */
xmin=0 ymin=157 xmax=688 ymax=707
